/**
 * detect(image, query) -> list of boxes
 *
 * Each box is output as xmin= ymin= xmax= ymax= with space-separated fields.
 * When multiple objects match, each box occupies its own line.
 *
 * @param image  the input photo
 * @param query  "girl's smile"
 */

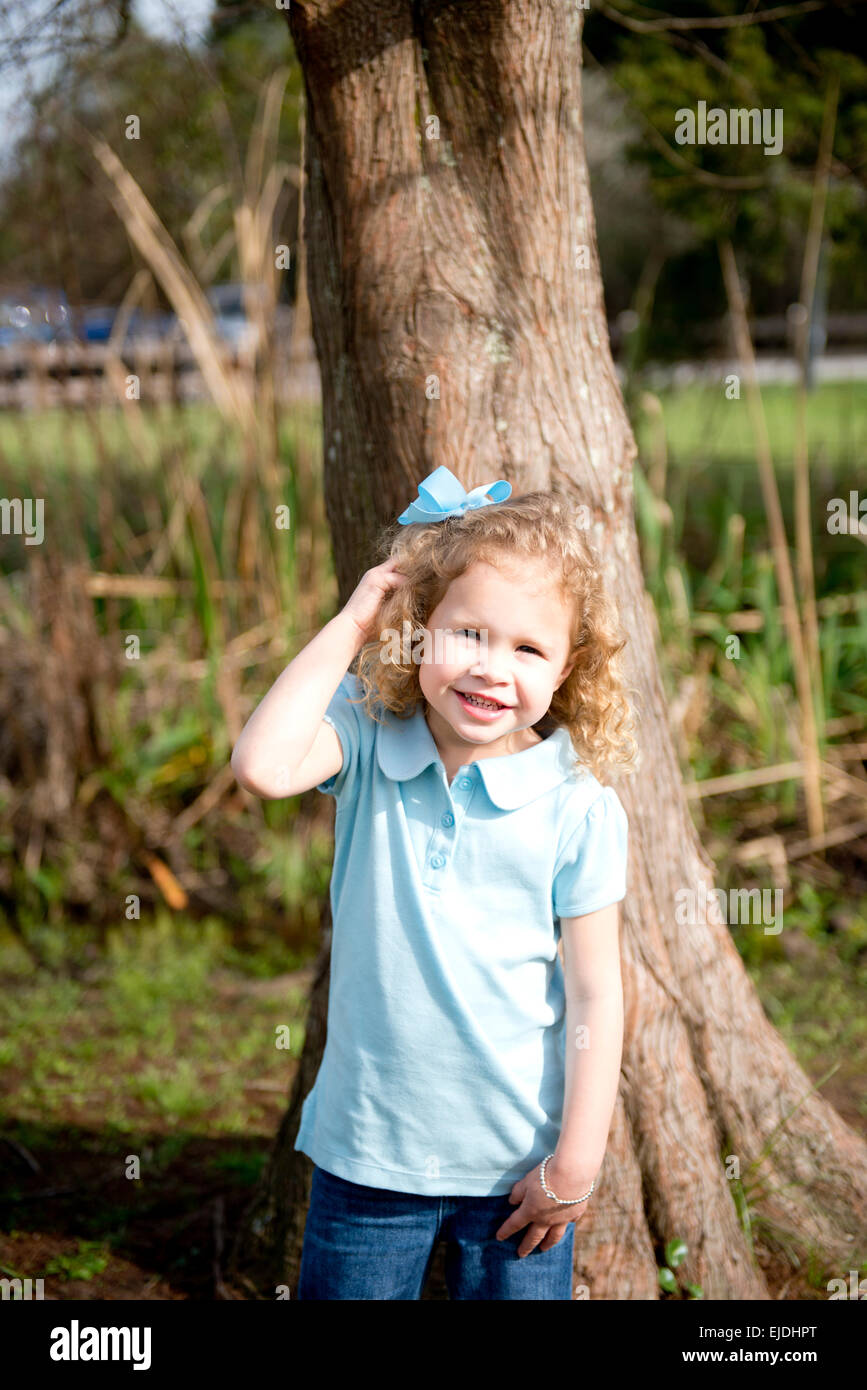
xmin=454 ymin=688 xmax=511 ymax=719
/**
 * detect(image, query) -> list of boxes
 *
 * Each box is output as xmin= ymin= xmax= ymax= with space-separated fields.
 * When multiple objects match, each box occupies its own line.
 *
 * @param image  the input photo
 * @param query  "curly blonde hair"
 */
xmin=349 ymin=489 xmax=637 ymax=781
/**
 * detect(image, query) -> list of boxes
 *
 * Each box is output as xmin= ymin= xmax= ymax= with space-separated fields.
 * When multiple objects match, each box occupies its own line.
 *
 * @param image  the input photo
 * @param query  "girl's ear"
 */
xmin=554 ymin=659 xmax=576 ymax=691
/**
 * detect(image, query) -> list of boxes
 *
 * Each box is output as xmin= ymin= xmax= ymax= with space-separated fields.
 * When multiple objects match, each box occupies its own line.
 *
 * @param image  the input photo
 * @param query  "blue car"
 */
xmin=73 ymin=305 xmax=118 ymax=343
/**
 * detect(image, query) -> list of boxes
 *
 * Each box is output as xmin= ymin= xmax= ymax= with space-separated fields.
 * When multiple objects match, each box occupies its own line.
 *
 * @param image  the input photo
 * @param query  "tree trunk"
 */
xmin=230 ymin=0 xmax=867 ymax=1299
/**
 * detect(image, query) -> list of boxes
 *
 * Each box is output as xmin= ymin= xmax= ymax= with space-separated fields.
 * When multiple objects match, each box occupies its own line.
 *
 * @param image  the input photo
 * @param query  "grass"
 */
xmin=0 ymin=911 xmax=309 ymax=1298
xmin=634 ymin=379 xmax=867 ymax=470
xmin=0 ymin=912 xmax=310 ymax=1133
xmin=0 ymin=397 xmax=323 ymax=477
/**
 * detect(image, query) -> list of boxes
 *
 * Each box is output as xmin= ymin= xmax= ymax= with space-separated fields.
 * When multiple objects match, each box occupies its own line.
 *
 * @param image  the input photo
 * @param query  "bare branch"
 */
xmin=595 ymin=1 xmax=834 ymax=34
xmin=0 ymin=0 xmax=128 ymax=75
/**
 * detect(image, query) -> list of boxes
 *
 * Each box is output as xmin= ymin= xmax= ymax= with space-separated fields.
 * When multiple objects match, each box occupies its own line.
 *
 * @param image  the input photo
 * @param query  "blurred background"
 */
xmin=0 ymin=0 xmax=865 ymax=1299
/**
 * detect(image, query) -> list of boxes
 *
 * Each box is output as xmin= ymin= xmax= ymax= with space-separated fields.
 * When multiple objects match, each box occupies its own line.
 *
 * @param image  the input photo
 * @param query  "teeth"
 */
xmin=462 ymin=692 xmax=502 ymax=709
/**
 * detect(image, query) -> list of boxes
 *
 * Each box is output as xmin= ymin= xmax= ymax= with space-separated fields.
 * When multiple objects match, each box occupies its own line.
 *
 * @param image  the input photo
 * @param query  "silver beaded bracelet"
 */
xmin=539 ymin=1153 xmax=596 ymax=1206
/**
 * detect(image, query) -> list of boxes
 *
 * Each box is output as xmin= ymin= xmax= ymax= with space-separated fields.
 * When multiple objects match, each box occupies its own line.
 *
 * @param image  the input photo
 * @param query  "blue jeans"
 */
xmin=296 ymin=1164 xmax=576 ymax=1300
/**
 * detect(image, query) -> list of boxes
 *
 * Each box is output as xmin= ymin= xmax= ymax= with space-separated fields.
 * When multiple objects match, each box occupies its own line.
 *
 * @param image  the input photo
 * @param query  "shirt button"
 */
xmin=457 ymin=777 xmax=472 ymax=790
xmin=431 ymin=853 xmax=446 ymax=869
xmin=441 ymin=812 xmax=454 ymax=827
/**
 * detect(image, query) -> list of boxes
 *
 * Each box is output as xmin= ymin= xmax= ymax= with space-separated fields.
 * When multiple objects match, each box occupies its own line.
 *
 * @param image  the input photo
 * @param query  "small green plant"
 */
xmin=207 ymin=1147 xmax=268 ymax=1186
xmin=43 ymin=1240 xmax=111 ymax=1282
xmin=131 ymin=1059 xmax=212 ymax=1123
xmin=658 ymin=1238 xmax=704 ymax=1298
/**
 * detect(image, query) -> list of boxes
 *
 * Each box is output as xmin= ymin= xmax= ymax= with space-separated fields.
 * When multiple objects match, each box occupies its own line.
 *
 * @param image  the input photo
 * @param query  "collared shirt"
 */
xmin=294 ymin=671 xmax=629 ymax=1196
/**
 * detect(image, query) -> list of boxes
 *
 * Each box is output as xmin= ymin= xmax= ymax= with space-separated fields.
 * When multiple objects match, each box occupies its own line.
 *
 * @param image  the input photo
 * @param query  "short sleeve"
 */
xmin=552 ymin=786 xmax=629 ymax=919
xmin=315 ymin=672 xmax=370 ymax=800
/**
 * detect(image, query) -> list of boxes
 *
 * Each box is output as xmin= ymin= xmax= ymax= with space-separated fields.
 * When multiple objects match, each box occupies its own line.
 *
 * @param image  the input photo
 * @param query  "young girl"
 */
xmin=231 ymin=465 xmax=635 ymax=1301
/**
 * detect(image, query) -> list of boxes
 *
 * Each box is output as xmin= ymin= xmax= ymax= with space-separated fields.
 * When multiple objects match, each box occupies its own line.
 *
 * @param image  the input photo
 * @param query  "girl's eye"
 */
xmin=456 ymin=630 xmax=542 ymax=656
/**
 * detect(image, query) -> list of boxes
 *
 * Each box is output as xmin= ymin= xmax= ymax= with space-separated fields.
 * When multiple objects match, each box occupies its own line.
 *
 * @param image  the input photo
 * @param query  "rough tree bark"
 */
xmin=230 ymin=0 xmax=867 ymax=1299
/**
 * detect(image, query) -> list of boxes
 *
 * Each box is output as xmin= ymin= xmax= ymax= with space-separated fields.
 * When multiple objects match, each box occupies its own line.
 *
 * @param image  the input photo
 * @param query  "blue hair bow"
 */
xmin=396 ymin=465 xmax=512 ymax=526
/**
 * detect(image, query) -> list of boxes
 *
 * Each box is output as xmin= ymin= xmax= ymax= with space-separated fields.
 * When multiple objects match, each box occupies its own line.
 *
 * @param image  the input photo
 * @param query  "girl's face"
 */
xmin=417 ymin=558 xmax=576 ymax=761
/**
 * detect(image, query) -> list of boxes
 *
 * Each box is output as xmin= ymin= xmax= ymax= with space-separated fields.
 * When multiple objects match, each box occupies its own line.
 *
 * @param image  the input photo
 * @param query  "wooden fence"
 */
xmin=0 ymin=337 xmax=321 ymax=410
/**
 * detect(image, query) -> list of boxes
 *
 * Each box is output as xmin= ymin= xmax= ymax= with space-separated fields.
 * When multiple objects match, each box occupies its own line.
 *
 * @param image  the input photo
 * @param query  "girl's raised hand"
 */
xmin=341 ymin=558 xmax=409 ymax=643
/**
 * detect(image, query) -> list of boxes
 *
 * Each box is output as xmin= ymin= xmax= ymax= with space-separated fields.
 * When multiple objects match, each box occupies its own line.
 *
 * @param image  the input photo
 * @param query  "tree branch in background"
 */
xmin=596 ymin=0 xmax=831 ymax=34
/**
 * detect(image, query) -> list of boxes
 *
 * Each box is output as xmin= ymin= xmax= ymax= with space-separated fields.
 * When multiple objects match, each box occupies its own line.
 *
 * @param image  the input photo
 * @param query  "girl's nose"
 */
xmin=469 ymin=646 xmax=509 ymax=682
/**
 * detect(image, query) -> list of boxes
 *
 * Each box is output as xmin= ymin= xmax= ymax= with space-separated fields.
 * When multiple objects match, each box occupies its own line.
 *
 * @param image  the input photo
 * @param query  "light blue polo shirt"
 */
xmin=294 ymin=671 xmax=629 ymax=1196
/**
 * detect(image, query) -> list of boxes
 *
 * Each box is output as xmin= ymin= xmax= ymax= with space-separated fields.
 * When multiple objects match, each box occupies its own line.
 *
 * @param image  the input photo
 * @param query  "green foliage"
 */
xmin=130 ymin=1059 xmax=214 ymax=1122
xmin=585 ymin=4 xmax=867 ymax=353
xmin=43 ymin=1240 xmax=111 ymax=1282
xmin=207 ymin=1147 xmax=269 ymax=1186
xmin=0 ymin=399 xmax=329 ymax=944
xmin=658 ymin=1237 xmax=704 ymax=1298
xmin=0 ymin=914 xmax=310 ymax=1133
xmin=633 ymin=383 xmax=867 ymax=760
xmin=106 ymin=915 xmax=229 ymax=1027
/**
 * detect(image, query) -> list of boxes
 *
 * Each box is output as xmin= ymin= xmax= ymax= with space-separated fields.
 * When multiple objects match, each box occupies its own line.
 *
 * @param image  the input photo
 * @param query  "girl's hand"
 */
xmin=341 ymin=558 xmax=408 ymax=644
xmin=494 ymin=1161 xmax=593 ymax=1257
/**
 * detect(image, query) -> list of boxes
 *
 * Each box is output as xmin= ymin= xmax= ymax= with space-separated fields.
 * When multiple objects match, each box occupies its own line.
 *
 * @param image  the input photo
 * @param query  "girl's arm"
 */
xmin=231 ymin=610 xmax=364 ymax=799
xmin=230 ymin=557 xmax=407 ymax=800
xmin=547 ymin=902 xmax=624 ymax=1194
